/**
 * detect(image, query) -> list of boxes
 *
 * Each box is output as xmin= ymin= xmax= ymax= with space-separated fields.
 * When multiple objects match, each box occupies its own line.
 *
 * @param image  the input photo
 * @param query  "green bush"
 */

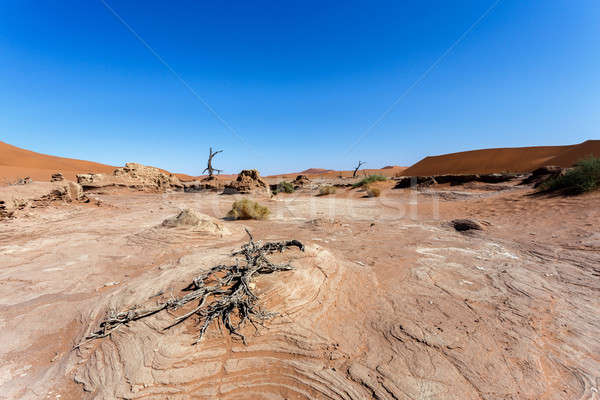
xmin=352 ymin=174 xmax=387 ymax=188
xmin=226 ymin=198 xmax=271 ymax=220
xmin=540 ymin=156 xmax=600 ymax=194
xmin=273 ymin=181 xmax=294 ymax=194
xmin=318 ymin=185 xmax=337 ymax=196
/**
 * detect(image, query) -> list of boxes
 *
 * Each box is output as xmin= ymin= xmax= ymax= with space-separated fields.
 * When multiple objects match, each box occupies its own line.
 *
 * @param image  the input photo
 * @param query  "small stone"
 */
xmin=451 ymin=219 xmax=482 ymax=232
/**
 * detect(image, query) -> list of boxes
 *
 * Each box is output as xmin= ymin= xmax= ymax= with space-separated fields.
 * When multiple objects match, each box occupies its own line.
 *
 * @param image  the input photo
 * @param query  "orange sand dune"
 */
xmin=4 ymin=138 xmax=598 ymax=184
xmin=402 ymin=140 xmax=600 ymax=176
xmin=545 ymin=140 xmax=600 ymax=167
xmin=269 ymin=166 xmax=406 ymax=179
xmin=0 ymin=141 xmax=116 ymax=182
xmin=0 ymin=141 xmax=200 ymax=183
xmin=300 ymin=168 xmax=334 ymax=174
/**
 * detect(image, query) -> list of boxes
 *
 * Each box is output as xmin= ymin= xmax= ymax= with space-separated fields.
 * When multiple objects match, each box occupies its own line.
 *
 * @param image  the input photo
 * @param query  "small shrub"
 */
xmin=227 ymin=198 xmax=271 ymax=220
xmin=352 ymin=174 xmax=387 ymax=188
xmin=318 ymin=185 xmax=337 ymax=196
xmin=540 ymin=156 xmax=600 ymax=194
xmin=274 ymin=181 xmax=294 ymax=194
xmin=366 ymin=185 xmax=381 ymax=197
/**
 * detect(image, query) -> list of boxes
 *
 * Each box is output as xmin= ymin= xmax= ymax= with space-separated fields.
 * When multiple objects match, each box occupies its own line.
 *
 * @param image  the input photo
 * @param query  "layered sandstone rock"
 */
xmin=0 ymin=200 xmax=12 ymax=219
xmin=77 ymin=163 xmax=183 ymax=192
xmin=51 ymin=172 xmax=64 ymax=182
xmin=292 ymin=174 xmax=311 ymax=188
xmin=184 ymin=176 xmax=224 ymax=192
xmin=223 ymin=169 xmax=270 ymax=194
xmin=52 ymin=182 xmax=85 ymax=202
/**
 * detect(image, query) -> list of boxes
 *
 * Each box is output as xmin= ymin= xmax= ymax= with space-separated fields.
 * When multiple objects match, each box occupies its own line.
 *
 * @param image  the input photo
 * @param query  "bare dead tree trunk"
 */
xmin=203 ymin=147 xmax=223 ymax=177
xmin=353 ymin=161 xmax=366 ymax=178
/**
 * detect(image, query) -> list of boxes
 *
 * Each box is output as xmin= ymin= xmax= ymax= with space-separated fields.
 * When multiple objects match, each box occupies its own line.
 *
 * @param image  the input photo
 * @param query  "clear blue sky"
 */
xmin=1 ymin=1 xmax=598 ymax=175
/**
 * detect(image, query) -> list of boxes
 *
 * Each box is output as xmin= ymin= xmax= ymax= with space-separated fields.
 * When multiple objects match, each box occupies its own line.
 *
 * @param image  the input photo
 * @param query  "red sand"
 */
xmin=402 ymin=140 xmax=600 ymax=176
xmin=270 ymin=166 xmax=406 ymax=179
xmin=0 ymin=141 xmax=402 ymax=184
xmin=542 ymin=140 xmax=600 ymax=168
xmin=3 ymin=139 xmax=599 ymax=185
xmin=300 ymin=168 xmax=334 ymax=174
xmin=0 ymin=141 xmax=115 ymax=183
xmin=0 ymin=141 xmax=201 ymax=183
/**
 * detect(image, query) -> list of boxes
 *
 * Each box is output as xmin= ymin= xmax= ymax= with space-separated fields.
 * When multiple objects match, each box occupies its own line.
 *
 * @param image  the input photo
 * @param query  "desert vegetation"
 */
xmin=273 ymin=181 xmax=294 ymax=194
xmin=540 ymin=156 xmax=600 ymax=194
xmin=227 ymin=198 xmax=271 ymax=220
xmin=352 ymin=174 xmax=387 ymax=188
xmin=366 ymin=185 xmax=381 ymax=197
xmin=318 ymin=185 xmax=337 ymax=196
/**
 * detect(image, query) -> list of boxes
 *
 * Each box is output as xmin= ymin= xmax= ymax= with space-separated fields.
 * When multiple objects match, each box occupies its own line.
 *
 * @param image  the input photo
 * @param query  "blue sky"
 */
xmin=1 ymin=1 xmax=598 ymax=175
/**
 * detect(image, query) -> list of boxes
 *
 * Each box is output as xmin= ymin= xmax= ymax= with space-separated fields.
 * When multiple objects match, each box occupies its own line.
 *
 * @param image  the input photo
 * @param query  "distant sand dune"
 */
xmin=2 ymin=140 xmax=598 ymax=184
xmin=545 ymin=140 xmax=600 ymax=168
xmin=0 ymin=141 xmax=200 ymax=183
xmin=0 ymin=141 xmax=115 ymax=182
xmin=402 ymin=140 xmax=600 ymax=176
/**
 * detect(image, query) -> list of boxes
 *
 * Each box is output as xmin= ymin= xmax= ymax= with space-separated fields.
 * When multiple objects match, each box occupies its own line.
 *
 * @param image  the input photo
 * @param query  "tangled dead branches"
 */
xmin=76 ymin=230 xmax=303 ymax=349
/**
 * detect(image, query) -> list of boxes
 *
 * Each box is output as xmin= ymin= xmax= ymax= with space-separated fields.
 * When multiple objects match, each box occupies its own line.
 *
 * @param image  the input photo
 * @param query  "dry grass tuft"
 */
xmin=227 ymin=198 xmax=271 ymax=220
xmin=366 ymin=185 xmax=381 ymax=197
xmin=318 ymin=185 xmax=337 ymax=196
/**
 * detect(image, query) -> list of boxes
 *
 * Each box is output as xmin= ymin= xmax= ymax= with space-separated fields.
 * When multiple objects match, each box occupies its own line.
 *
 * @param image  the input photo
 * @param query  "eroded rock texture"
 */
xmin=77 ymin=163 xmax=183 ymax=192
xmin=223 ymin=170 xmax=270 ymax=195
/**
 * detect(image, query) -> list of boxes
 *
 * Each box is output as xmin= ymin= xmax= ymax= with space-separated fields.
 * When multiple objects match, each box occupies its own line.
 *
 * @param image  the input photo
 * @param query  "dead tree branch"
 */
xmin=203 ymin=147 xmax=223 ymax=177
xmin=76 ymin=231 xmax=303 ymax=349
xmin=353 ymin=161 xmax=366 ymax=178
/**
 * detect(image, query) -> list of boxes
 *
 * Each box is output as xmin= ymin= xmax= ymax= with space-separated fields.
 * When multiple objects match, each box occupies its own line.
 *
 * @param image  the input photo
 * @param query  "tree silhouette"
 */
xmin=203 ymin=147 xmax=223 ymax=177
xmin=352 ymin=161 xmax=366 ymax=178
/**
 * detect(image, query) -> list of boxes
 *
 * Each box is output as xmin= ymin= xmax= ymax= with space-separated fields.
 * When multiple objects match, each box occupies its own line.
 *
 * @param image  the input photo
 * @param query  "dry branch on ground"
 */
xmin=76 ymin=230 xmax=303 ymax=348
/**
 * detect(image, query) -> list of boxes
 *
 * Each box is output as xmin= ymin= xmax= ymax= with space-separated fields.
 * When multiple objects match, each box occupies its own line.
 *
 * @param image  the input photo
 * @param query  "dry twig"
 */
xmin=76 ymin=230 xmax=303 ymax=348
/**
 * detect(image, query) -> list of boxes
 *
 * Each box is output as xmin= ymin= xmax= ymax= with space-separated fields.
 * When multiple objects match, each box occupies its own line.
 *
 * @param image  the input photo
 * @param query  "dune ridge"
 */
xmin=402 ymin=140 xmax=600 ymax=176
xmin=2 ymin=140 xmax=599 ymax=184
xmin=0 ymin=141 xmax=115 ymax=182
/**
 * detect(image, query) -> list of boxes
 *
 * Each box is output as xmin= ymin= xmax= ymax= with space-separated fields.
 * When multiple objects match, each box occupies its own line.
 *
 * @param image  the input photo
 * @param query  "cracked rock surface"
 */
xmin=0 ymin=186 xmax=598 ymax=399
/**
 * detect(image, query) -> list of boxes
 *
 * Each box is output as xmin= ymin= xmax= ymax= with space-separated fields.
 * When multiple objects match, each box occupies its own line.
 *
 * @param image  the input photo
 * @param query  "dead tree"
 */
xmin=75 ymin=230 xmax=304 ymax=348
xmin=203 ymin=147 xmax=223 ymax=177
xmin=352 ymin=161 xmax=366 ymax=178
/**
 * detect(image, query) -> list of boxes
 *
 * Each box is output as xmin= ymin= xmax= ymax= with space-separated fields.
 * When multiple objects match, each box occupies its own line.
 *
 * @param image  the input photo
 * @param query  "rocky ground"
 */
xmin=0 ymin=178 xmax=598 ymax=399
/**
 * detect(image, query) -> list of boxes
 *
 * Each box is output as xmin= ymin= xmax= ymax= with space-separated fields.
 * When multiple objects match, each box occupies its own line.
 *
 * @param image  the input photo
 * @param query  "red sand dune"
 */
xmin=0 ymin=140 xmax=202 ymax=183
xmin=543 ymin=140 xmax=600 ymax=168
xmin=300 ymin=168 xmax=334 ymax=174
xmin=269 ymin=166 xmax=406 ymax=179
xmin=3 ymin=139 xmax=598 ymax=184
xmin=402 ymin=140 xmax=600 ymax=176
xmin=0 ymin=140 xmax=115 ymax=183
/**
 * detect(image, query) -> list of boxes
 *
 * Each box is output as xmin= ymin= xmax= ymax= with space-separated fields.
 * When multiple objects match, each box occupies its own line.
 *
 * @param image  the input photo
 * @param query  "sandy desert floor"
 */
xmin=1 ymin=181 xmax=599 ymax=399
